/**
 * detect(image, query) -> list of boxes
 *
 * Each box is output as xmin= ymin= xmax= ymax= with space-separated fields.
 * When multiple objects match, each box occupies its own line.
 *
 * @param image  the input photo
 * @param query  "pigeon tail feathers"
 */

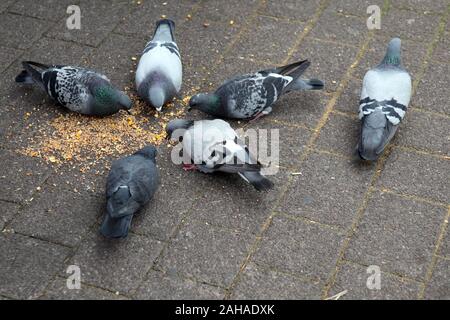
xmin=100 ymin=213 xmax=133 ymax=238
xmin=17 ymin=61 xmax=48 ymax=87
xmin=289 ymin=78 xmax=324 ymax=91
xmin=358 ymin=110 xmax=397 ymax=161
xmin=239 ymin=171 xmax=274 ymax=191
xmin=153 ymin=19 xmax=175 ymax=42
xmin=283 ymin=60 xmax=311 ymax=91
xmin=15 ymin=70 xmax=34 ymax=84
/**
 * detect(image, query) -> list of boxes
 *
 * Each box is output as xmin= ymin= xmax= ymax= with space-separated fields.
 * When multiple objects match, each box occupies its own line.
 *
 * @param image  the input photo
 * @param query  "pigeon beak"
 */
xmin=187 ymin=106 xmax=192 ymax=112
xmin=126 ymin=110 xmax=132 ymax=115
xmin=156 ymin=106 xmax=162 ymax=112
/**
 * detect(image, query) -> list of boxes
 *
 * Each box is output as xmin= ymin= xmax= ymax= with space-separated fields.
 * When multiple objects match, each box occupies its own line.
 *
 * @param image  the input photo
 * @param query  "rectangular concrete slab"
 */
xmin=328 ymin=261 xmax=421 ymax=299
xmin=278 ymin=152 xmax=374 ymax=228
xmin=157 ymin=220 xmax=254 ymax=288
xmin=230 ymin=262 xmax=322 ymax=299
xmin=253 ymin=214 xmax=346 ymax=282
xmin=135 ymin=270 xmax=225 ymax=300
xmin=0 ymin=233 xmax=71 ymax=299
xmin=345 ymin=190 xmax=447 ymax=280
xmin=377 ymin=148 xmax=450 ymax=203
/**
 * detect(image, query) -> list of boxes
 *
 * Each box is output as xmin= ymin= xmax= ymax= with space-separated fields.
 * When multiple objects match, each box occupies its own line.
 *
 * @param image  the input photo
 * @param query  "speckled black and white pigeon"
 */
xmin=166 ymin=119 xmax=274 ymax=191
xmin=136 ymin=19 xmax=182 ymax=111
xmin=188 ymin=59 xmax=323 ymax=120
xmin=357 ymin=38 xmax=412 ymax=161
xmin=100 ymin=146 xmax=159 ymax=239
xmin=15 ymin=61 xmax=132 ymax=116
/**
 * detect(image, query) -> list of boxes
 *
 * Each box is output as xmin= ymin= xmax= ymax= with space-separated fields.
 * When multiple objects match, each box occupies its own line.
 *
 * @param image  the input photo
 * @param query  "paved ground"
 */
xmin=0 ymin=0 xmax=449 ymax=300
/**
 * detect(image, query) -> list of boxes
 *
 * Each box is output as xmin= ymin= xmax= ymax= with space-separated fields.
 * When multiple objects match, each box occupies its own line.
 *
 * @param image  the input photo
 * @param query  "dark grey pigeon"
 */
xmin=136 ymin=19 xmax=182 ymax=111
xmin=358 ymin=38 xmax=412 ymax=161
xmin=188 ymin=59 xmax=324 ymax=120
xmin=15 ymin=61 xmax=132 ymax=116
xmin=166 ymin=119 xmax=274 ymax=191
xmin=100 ymin=146 xmax=159 ymax=238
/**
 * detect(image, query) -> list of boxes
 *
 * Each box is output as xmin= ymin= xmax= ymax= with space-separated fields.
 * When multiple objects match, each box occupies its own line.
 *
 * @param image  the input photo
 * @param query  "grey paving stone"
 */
xmin=0 ymin=200 xmax=20 ymax=231
xmin=346 ymin=190 xmax=447 ymax=280
xmin=230 ymin=262 xmax=321 ymax=299
xmin=247 ymin=120 xmax=312 ymax=169
xmin=267 ymin=91 xmax=329 ymax=129
xmin=0 ymin=0 xmax=14 ymax=13
xmin=0 ymin=13 xmax=51 ymax=50
xmin=432 ymin=31 xmax=450 ymax=63
xmin=22 ymin=36 xmax=94 ymax=67
xmin=230 ymin=15 xmax=305 ymax=64
xmin=0 ymin=232 xmax=71 ymax=299
xmin=327 ymin=0 xmax=385 ymax=17
xmin=189 ymin=170 xmax=289 ymax=235
xmin=414 ymin=62 xmax=450 ymax=115
xmin=135 ymin=270 xmax=225 ymax=300
xmin=329 ymin=261 xmax=421 ymax=299
xmin=292 ymin=37 xmax=359 ymax=92
xmin=353 ymin=35 xmax=427 ymax=82
xmin=260 ymin=0 xmax=319 ymax=21
xmin=10 ymin=186 xmax=102 ymax=247
xmin=377 ymin=148 xmax=450 ymax=203
xmin=253 ymin=214 xmax=346 ymax=281
xmin=0 ymin=46 xmax=22 ymax=73
xmin=335 ymin=78 xmax=362 ymax=114
xmin=115 ymin=0 xmax=197 ymax=37
xmin=278 ymin=152 xmax=374 ymax=228
xmin=46 ymin=1 xmax=130 ymax=47
xmin=87 ymin=33 xmax=145 ymax=90
xmin=0 ymin=150 xmax=51 ymax=203
xmin=68 ymin=231 xmax=164 ymax=294
xmin=316 ymin=112 xmax=360 ymax=156
xmin=391 ymin=0 xmax=449 ymax=13
xmin=310 ymin=10 xmax=368 ymax=46
xmin=41 ymin=276 xmax=128 ymax=300
xmin=378 ymin=7 xmax=439 ymax=43
xmin=424 ymin=258 xmax=450 ymax=299
xmin=396 ymin=109 xmax=450 ymax=156
xmin=157 ymin=220 xmax=254 ymax=287
xmin=9 ymin=0 xmax=76 ymax=21
xmin=440 ymin=223 xmax=450 ymax=258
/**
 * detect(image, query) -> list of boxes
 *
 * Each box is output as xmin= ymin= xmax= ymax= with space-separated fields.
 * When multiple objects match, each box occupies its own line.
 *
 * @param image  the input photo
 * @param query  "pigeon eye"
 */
xmin=222 ymin=140 xmax=226 ymax=145
xmin=210 ymin=150 xmax=216 ymax=158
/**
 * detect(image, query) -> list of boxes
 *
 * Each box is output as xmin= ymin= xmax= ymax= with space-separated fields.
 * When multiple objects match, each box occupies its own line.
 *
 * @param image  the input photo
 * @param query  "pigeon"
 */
xmin=15 ymin=61 xmax=132 ymax=116
xmin=136 ymin=19 xmax=182 ymax=111
xmin=100 ymin=146 xmax=159 ymax=238
xmin=188 ymin=59 xmax=323 ymax=120
xmin=166 ymin=119 xmax=274 ymax=191
xmin=357 ymin=38 xmax=412 ymax=161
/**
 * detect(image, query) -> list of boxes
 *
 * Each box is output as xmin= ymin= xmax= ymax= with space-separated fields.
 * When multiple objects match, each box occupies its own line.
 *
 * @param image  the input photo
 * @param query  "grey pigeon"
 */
xmin=188 ymin=60 xmax=323 ymax=120
xmin=358 ymin=38 xmax=412 ymax=161
xmin=136 ymin=19 xmax=182 ymax=111
xmin=100 ymin=146 xmax=159 ymax=238
xmin=166 ymin=119 xmax=274 ymax=191
xmin=15 ymin=61 xmax=132 ymax=116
